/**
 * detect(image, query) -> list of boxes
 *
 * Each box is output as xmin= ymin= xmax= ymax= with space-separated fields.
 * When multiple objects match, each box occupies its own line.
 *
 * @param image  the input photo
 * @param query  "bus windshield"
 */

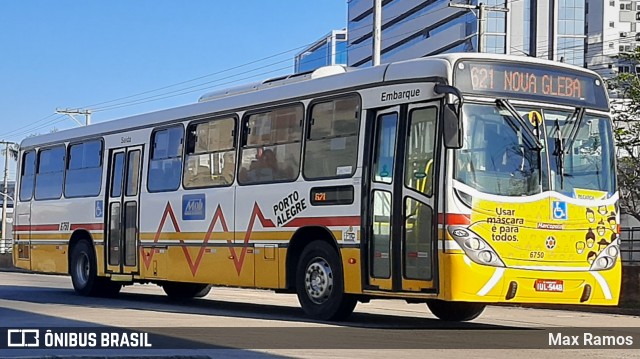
xmin=543 ymin=111 xmax=616 ymax=197
xmin=455 ymin=103 xmax=542 ymax=197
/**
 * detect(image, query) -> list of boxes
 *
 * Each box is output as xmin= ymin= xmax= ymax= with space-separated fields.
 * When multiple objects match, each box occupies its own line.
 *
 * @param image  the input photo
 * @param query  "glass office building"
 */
xmin=346 ymin=0 xmax=604 ymax=69
xmin=295 ymin=30 xmax=348 ymax=73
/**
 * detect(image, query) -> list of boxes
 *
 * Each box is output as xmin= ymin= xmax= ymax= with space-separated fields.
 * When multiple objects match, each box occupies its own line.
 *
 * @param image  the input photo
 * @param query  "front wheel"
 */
xmin=426 ymin=299 xmax=486 ymax=321
xmin=296 ymin=241 xmax=356 ymax=321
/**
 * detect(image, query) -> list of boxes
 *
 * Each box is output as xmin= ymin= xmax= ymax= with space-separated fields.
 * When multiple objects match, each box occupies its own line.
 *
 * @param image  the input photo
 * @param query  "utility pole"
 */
xmin=372 ymin=0 xmax=382 ymax=66
xmin=449 ymin=2 xmax=509 ymax=53
xmin=56 ymin=108 xmax=91 ymax=126
xmin=0 ymin=140 xmax=17 ymax=254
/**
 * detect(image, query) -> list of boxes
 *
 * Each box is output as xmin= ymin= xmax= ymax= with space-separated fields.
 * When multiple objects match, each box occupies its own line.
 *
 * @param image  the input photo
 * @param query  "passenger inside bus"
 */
xmin=240 ymin=148 xmax=280 ymax=182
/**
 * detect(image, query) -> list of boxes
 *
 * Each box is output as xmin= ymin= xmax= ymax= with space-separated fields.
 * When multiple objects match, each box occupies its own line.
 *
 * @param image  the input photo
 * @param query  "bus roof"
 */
xmin=20 ymin=53 xmax=606 ymax=149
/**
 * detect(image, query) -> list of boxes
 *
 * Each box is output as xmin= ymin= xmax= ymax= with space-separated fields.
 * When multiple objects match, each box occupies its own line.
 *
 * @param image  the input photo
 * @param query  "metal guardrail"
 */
xmin=621 ymin=227 xmax=640 ymax=265
xmin=0 ymin=238 xmax=11 ymax=254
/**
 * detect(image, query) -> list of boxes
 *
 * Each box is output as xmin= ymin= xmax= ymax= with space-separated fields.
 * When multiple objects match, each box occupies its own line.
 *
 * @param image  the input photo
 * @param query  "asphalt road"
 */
xmin=0 ymin=271 xmax=639 ymax=358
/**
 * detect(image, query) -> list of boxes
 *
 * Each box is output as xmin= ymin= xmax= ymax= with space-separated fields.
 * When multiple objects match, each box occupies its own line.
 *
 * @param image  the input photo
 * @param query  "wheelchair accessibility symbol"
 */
xmin=552 ymin=201 xmax=567 ymax=220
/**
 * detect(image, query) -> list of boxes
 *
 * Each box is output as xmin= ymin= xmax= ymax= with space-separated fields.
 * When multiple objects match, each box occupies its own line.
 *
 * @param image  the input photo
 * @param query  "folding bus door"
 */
xmin=105 ymin=146 xmax=143 ymax=276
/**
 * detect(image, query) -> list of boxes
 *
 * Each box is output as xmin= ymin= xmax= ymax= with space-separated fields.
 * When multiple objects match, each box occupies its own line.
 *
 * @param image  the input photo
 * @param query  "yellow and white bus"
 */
xmin=13 ymin=53 xmax=619 ymax=321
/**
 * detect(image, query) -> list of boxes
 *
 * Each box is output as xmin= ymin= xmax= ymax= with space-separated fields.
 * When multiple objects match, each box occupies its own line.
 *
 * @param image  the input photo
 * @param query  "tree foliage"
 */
xmin=610 ymin=50 xmax=640 ymax=221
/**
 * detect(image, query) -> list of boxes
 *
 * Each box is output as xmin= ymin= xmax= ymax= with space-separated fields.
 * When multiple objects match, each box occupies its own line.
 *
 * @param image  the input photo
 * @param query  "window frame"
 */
xmin=64 ymin=138 xmax=104 ymax=198
xmin=19 ymin=150 xmax=37 ymax=202
xmin=302 ymin=93 xmax=362 ymax=181
xmin=404 ymin=106 xmax=438 ymax=198
xmin=237 ymin=103 xmax=304 ymax=186
xmin=34 ymin=144 xmax=66 ymax=201
xmin=147 ymin=124 xmax=185 ymax=193
xmin=183 ymin=114 xmax=239 ymax=189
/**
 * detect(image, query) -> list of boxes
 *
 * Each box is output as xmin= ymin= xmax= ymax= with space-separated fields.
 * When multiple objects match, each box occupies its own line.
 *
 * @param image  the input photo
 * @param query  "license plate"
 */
xmin=534 ymin=279 xmax=564 ymax=292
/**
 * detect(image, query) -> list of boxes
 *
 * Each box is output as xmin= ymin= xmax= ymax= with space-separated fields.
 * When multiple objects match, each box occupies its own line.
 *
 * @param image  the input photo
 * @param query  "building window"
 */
xmin=619 ymin=65 xmax=631 ymax=73
xmin=609 ymin=0 xmax=615 ymax=6
xmin=610 ymin=42 xmax=615 ymax=48
xmin=148 ymin=126 xmax=184 ymax=192
xmin=304 ymin=95 xmax=360 ymax=179
xmin=65 ymin=140 xmax=103 ymax=198
xmin=35 ymin=146 xmax=65 ymax=200
xmin=238 ymin=105 xmax=303 ymax=184
xmin=184 ymin=117 xmax=237 ymax=188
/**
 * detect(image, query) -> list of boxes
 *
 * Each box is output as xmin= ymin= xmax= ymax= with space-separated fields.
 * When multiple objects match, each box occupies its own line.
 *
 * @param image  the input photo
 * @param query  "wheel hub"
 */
xmin=76 ymin=253 xmax=89 ymax=286
xmin=304 ymin=258 xmax=334 ymax=304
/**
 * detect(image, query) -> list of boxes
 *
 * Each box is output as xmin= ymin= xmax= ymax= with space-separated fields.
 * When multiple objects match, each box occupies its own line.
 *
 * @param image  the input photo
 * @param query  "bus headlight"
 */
xmin=448 ymin=226 xmax=505 ymax=268
xmin=589 ymin=242 xmax=619 ymax=271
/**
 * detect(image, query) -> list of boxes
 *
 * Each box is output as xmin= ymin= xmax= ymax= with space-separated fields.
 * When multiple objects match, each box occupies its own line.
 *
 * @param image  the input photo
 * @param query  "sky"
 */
xmin=0 ymin=1 xmax=347 ymax=180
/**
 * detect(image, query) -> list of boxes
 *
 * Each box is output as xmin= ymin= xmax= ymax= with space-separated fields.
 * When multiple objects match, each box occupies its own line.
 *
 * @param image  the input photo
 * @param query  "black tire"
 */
xmin=70 ymin=240 xmax=98 ymax=295
xmin=426 ymin=299 xmax=486 ymax=321
xmin=295 ymin=240 xmax=357 ymax=321
xmin=162 ymin=282 xmax=212 ymax=300
xmin=70 ymin=240 xmax=122 ymax=297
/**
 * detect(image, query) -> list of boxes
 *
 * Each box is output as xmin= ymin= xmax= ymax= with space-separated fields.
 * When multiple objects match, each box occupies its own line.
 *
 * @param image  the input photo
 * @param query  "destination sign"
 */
xmin=454 ymin=60 xmax=609 ymax=110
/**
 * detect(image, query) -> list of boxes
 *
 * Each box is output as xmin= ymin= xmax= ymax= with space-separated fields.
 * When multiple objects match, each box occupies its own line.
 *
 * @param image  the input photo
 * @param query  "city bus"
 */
xmin=12 ymin=53 xmax=620 ymax=321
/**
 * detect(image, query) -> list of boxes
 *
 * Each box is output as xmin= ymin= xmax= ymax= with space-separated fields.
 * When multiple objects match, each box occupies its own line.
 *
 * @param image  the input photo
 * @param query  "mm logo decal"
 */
xmin=182 ymin=194 xmax=205 ymax=221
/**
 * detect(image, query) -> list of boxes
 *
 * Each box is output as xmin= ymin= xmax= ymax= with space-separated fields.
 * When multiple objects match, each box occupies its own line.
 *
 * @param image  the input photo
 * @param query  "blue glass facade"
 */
xmin=523 ymin=0 xmax=531 ymax=54
xmin=482 ymin=0 xmax=507 ymax=54
xmin=295 ymin=31 xmax=348 ymax=73
xmin=346 ymin=0 xmax=588 ymax=68
xmin=556 ymin=0 xmax=586 ymax=66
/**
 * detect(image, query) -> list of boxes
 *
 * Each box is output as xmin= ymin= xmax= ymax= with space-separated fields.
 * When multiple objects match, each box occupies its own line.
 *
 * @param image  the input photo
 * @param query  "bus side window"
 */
xmin=34 ymin=145 xmax=65 ymax=200
xmin=148 ymin=126 xmax=184 ymax=192
xmin=65 ymin=140 xmax=103 ymax=198
xmin=238 ymin=105 xmax=303 ymax=185
xmin=183 ymin=117 xmax=236 ymax=188
xmin=304 ymin=95 xmax=360 ymax=180
xmin=19 ymin=150 xmax=36 ymax=201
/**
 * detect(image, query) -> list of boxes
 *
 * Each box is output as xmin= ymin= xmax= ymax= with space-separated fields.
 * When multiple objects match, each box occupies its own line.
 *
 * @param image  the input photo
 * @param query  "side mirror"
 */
xmin=434 ymin=84 xmax=464 ymax=149
xmin=443 ymin=104 xmax=463 ymax=149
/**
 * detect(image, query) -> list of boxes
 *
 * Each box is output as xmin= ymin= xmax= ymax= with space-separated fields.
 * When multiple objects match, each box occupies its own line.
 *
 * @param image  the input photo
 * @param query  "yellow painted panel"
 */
xmin=95 ymin=245 xmax=105 ymax=276
xmin=162 ymin=246 xmax=255 ymax=287
xmin=140 ymin=232 xmax=234 ymax=241
xmin=255 ymin=245 xmax=279 ymax=289
xmin=30 ymin=244 xmax=67 ymax=274
xmin=440 ymin=253 xmax=621 ymax=305
xmin=341 ymin=248 xmax=362 ymax=294
xmin=278 ymin=248 xmax=287 ymax=289
xmin=139 ymin=247 xmax=168 ymax=279
xmin=401 ymin=278 xmax=434 ymax=292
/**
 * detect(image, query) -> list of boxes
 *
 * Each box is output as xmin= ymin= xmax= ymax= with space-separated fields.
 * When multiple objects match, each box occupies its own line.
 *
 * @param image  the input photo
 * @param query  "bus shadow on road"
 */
xmin=0 ymin=283 xmax=524 ymax=330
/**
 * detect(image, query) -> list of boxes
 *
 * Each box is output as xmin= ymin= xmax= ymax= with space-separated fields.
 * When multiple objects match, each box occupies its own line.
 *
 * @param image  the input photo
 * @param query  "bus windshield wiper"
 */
xmin=553 ymin=118 xmax=565 ymax=189
xmin=562 ymin=107 xmax=585 ymax=155
xmin=495 ymin=99 xmax=543 ymax=150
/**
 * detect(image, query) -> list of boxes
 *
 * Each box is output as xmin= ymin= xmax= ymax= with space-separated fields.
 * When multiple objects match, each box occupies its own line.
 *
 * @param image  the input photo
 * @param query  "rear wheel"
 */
xmin=426 ymin=299 xmax=485 ymax=321
xmin=70 ymin=240 xmax=121 ymax=297
xmin=296 ymin=241 xmax=356 ymax=321
xmin=162 ymin=282 xmax=212 ymax=300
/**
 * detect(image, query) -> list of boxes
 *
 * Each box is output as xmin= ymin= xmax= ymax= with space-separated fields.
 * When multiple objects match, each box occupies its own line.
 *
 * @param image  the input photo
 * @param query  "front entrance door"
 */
xmin=367 ymin=103 xmax=440 ymax=292
xmin=105 ymin=146 xmax=143 ymax=275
